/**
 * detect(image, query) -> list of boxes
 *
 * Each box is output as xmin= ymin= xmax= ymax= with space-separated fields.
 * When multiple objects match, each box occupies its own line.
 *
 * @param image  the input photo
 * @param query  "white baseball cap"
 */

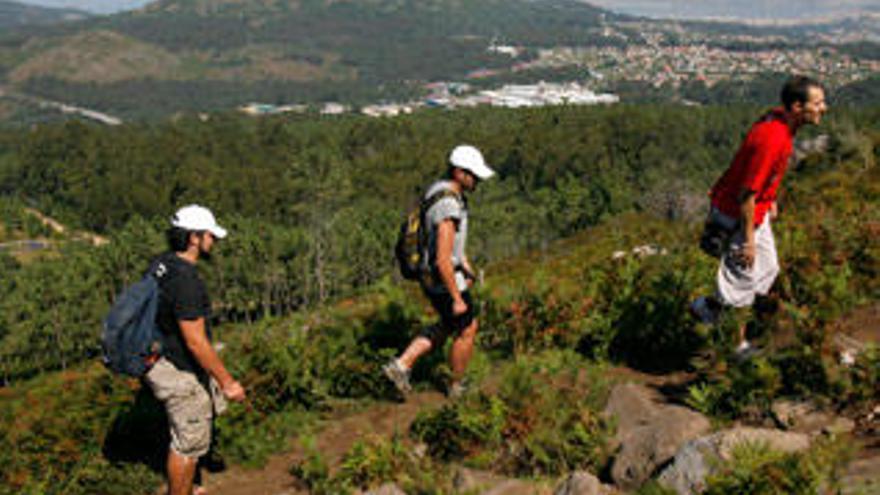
xmin=449 ymin=144 xmax=496 ymax=180
xmin=171 ymin=205 xmax=228 ymax=239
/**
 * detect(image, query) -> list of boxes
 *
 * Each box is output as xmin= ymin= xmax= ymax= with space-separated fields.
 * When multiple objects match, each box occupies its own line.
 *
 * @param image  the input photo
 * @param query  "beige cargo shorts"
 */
xmin=144 ymin=357 xmax=213 ymax=458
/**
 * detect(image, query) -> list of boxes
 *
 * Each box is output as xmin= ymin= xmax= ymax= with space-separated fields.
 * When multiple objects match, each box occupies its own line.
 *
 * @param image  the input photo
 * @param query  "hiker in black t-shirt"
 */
xmin=143 ymin=205 xmax=246 ymax=495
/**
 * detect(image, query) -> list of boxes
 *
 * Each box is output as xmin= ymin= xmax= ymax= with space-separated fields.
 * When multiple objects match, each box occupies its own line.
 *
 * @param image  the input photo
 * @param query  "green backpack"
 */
xmin=395 ymin=189 xmax=460 ymax=280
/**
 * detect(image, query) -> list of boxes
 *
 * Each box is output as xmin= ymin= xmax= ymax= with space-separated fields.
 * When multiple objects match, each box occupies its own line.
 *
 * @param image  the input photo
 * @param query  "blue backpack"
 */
xmin=101 ymin=262 xmax=167 ymax=377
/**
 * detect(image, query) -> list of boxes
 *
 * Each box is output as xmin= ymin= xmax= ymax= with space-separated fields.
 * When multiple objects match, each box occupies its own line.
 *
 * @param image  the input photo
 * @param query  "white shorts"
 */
xmin=716 ymin=217 xmax=780 ymax=308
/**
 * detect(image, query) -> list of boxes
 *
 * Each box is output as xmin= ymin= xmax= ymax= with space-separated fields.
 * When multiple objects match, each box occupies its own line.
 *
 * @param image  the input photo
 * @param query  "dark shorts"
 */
xmin=419 ymin=290 xmax=476 ymax=347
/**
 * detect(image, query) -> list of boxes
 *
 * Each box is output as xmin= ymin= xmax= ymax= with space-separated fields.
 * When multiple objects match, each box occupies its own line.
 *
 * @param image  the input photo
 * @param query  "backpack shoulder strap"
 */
xmin=420 ymin=188 xmax=462 ymax=214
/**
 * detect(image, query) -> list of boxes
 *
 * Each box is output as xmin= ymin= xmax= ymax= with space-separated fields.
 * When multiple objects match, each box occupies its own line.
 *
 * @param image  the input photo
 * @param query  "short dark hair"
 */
xmin=166 ymin=226 xmax=193 ymax=252
xmin=781 ymin=75 xmax=822 ymax=110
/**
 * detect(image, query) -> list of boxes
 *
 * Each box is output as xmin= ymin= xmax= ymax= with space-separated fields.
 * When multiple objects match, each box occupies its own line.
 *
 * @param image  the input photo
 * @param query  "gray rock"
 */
xmin=603 ymin=383 xmax=711 ymax=490
xmin=363 ymin=483 xmax=406 ymax=495
xmin=771 ymin=399 xmax=834 ymax=433
xmin=604 ymin=383 xmax=658 ymax=442
xmin=482 ymin=479 xmax=547 ymax=495
xmin=714 ymin=427 xmax=809 ymax=459
xmin=554 ymin=471 xmax=602 ymax=495
xmin=658 ymin=427 xmax=810 ymax=495
xmin=453 ymin=467 xmax=507 ymax=493
xmin=452 ymin=467 xmax=550 ymax=495
xmin=822 ymin=417 xmax=856 ymax=436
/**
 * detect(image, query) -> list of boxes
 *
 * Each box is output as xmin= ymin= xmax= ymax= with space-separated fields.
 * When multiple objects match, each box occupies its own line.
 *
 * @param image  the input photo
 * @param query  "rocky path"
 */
xmin=205 ymin=391 xmax=446 ymax=495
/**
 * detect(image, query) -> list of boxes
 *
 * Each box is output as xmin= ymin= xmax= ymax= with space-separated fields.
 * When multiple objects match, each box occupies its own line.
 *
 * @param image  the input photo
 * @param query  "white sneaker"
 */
xmin=447 ymin=380 xmax=468 ymax=400
xmin=734 ymin=340 xmax=760 ymax=360
xmin=382 ymin=359 xmax=412 ymax=395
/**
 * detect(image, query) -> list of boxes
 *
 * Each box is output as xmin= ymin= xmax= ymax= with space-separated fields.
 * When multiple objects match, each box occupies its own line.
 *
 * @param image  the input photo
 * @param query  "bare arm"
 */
xmin=180 ymin=318 xmax=246 ymax=401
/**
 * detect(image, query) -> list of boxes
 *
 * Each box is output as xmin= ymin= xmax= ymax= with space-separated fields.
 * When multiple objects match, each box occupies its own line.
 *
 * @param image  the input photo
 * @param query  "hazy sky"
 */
xmin=11 ymin=0 xmax=880 ymax=17
xmin=13 ymin=0 xmax=152 ymax=14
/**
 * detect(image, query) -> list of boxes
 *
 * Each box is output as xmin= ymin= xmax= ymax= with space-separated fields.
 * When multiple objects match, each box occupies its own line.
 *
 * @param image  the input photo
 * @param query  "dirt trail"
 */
xmin=205 ymin=391 xmax=446 ymax=495
xmin=23 ymin=207 xmax=108 ymax=246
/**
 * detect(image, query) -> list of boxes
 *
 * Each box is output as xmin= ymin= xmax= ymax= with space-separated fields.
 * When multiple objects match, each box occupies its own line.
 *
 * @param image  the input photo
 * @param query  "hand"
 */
xmin=222 ymin=380 xmax=246 ymax=402
xmin=463 ymin=268 xmax=476 ymax=288
xmin=769 ymin=202 xmax=778 ymax=220
xmin=452 ymin=297 xmax=468 ymax=316
xmin=738 ymin=242 xmax=756 ymax=269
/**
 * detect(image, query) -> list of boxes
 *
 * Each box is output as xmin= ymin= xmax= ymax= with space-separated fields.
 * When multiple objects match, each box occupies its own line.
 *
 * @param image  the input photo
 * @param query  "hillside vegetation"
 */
xmin=0 ymin=104 xmax=877 ymax=494
xmin=0 ymin=0 xmax=89 ymax=30
xmin=0 ymin=0 xmax=623 ymax=118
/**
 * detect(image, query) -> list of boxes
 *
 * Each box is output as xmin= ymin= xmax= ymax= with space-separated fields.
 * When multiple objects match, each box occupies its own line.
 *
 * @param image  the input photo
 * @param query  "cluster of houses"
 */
xmin=239 ymin=80 xmax=619 ymax=119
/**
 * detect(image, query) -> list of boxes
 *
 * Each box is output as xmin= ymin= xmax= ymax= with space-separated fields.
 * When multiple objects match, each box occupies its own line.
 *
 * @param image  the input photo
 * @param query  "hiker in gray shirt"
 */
xmin=384 ymin=145 xmax=495 ymax=399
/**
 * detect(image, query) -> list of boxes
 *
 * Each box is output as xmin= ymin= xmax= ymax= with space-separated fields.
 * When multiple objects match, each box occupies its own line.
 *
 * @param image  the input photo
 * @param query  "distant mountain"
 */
xmin=0 ymin=0 xmax=626 ymax=119
xmin=0 ymin=0 xmax=89 ymax=29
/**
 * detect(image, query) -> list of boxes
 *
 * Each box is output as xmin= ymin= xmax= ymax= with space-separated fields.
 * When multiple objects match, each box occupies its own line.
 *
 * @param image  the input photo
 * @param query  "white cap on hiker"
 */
xmin=172 ymin=205 xmax=228 ymax=239
xmin=449 ymin=144 xmax=495 ymax=180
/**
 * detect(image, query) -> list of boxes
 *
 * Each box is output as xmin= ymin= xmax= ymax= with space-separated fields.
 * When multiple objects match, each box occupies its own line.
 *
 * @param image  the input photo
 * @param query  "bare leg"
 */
xmin=738 ymin=322 xmax=747 ymax=343
xmin=167 ymin=450 xmax=198 ymax=495
xmin=449 ymin=319 xmax=478 ymax=382
xmin=398 ymin=336 xmax=433 ymax=370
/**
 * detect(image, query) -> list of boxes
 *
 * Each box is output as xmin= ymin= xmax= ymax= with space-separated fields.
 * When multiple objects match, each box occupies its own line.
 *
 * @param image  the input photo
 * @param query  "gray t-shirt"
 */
xmin=424 ymin=180 xmax=468 ymax=294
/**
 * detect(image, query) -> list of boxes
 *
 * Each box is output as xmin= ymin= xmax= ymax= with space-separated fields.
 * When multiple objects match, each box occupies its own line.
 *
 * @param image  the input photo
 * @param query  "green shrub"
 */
xmin=0 ymin=365 xmax=162 ymax=495
xmin=293 ymin=434 xmax=449 ymax=495
xmin=478 ymin=274 xmax=590 ymax=358
xmin=704 ymin=438 xmax=853 ymax=495
xmin=610 ymin=255 xmax=708 ymax=372
xmin=832 ymin=345 xmax=880 ymax=412
xmin=411 ymin=351 xmax=612 ymax=476
xmin=686 ymin=355 xmax=781 ymax=420
xmin=216 ymin=407 xmax=313 ymax=468
xmin=634 ymin=480 xmax=678 ymax=495
xmin=289 ymin=436 xmax=335 ymax=494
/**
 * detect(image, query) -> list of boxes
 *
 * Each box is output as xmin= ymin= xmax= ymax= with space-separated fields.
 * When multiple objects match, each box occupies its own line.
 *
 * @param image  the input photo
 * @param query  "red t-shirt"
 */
xmin=711 ymin=108 xmax=794 ymax=226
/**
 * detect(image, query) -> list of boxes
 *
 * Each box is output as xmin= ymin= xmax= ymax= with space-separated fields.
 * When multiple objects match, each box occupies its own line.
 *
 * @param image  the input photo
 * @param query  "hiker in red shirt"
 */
xmin=692 ymin=76 xmax=827 ymax=356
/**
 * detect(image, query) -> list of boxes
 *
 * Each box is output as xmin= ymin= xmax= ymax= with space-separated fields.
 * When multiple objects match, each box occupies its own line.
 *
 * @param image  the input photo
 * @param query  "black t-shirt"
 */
xmin=151 ymin=252 xmax=212 ymax=383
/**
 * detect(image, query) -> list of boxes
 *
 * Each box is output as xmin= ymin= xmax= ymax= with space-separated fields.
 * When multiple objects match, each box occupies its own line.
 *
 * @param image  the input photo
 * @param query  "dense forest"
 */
xmin=1 ymin=103 xmax=876 ymax=381
xmin=0 ymin=102 xmax=877 ymax=494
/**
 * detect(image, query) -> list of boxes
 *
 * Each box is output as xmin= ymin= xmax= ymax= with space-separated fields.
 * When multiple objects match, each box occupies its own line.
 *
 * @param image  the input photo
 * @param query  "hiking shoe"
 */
xmin=382 ymin=359 xmax=412 ymax=395
xmin=447 ymin=380 xmax=468 ymax=400
xmin=690 ymin=296 xmax=719 ymax=325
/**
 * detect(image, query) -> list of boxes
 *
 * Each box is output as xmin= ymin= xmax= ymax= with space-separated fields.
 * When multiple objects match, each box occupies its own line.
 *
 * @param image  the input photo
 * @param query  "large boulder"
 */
xmin=657 ymin=427 xmax=810 ymax=495
xmin=603 ymin=383 xmax=711 ymax=490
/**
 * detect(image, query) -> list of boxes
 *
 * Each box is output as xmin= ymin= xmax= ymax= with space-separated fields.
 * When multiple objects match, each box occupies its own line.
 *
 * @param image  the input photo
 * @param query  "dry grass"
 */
xmin=9 ymin=30 xmax=183 ymax=84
